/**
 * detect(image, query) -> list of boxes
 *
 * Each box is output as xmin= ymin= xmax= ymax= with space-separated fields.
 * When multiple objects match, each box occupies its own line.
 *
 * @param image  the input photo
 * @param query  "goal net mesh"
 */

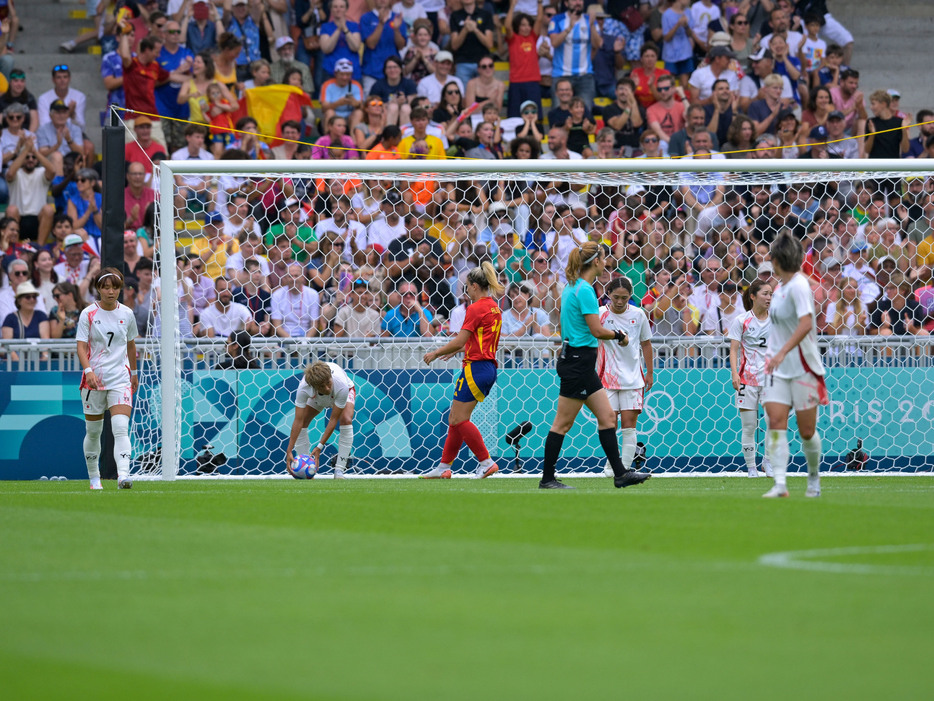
xmin=131 ymin=161 xmax=934 ymax=478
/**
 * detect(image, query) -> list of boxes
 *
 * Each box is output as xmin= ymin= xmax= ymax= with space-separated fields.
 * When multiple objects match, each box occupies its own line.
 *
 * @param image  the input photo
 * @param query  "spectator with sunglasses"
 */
xmin=37 ymin=64 xmax=86 ymax=131
xmin=6 ymin=135 xmax=56 ymax=245
xmin=1 ymin=258 xmax=48 ymax=322
xmin=0 ymin=69 xmax=38 ymax=132
xmin=465 ymin=54 xmax=504 ymax=115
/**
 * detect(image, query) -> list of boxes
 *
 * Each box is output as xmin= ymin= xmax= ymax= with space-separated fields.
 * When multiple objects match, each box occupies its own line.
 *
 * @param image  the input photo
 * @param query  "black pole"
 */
xmin=99 ymin=108 xmax=127 ymax=481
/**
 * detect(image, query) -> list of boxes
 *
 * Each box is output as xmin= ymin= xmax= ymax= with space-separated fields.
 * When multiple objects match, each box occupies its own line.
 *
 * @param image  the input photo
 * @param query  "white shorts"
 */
xmin=761 ymin=373 xmax=823 ymax=412
xmin=300 ymin=386 xmax=356 ymax=413
xmin=607 ymin=388 xmax=644 ymax=412
xmin=736 ymin=383 xmax=763 ymax=411
xmin=821 ymin=14 xmax=854 ymax=47
xmin=81 ymin=386 xmax=133 ymax=415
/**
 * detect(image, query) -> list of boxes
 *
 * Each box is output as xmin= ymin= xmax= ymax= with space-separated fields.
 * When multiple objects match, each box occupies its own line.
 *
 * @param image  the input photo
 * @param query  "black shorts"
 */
xmin=557 ymin=344 xmax=604 ymax=400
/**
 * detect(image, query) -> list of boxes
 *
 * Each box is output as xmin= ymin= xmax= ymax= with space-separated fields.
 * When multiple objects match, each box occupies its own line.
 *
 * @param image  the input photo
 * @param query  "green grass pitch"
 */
xmin=2 ymin=476 xmax=932 ymax=700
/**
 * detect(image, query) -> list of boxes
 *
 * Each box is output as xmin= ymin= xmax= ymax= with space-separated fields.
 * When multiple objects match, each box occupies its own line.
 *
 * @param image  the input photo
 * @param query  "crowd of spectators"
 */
xmin=2 ymin=0 xmax=934 ymax=350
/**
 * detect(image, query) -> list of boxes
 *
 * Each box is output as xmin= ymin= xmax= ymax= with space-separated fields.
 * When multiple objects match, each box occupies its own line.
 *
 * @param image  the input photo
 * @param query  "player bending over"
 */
xmin=596 ymin=277 xmax=654 ymax=478
xmin=422 ymin=262 xmax=505 ymax=479
xmin=286 ymin=361 xmax=356 ymax=479
xmin=539 ymin=242 xmax=650 ymax=490
xmin=727 ymin=279 xmax=774 ymax=478
xmin=762 ymin=233 xmax=828 ymax=498
xmin=76 ymin=268 xmax=139 ymax=490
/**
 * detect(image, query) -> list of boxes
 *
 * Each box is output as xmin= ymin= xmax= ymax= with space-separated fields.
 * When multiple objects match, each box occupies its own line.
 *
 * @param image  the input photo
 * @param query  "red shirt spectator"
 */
xmin=124 ymin=161 xmax=155 ymax=229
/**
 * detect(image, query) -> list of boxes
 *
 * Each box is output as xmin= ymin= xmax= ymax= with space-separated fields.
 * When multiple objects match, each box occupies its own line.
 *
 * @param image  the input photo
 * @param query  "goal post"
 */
xmin=140 ymin=158 xmax=934 ymax=480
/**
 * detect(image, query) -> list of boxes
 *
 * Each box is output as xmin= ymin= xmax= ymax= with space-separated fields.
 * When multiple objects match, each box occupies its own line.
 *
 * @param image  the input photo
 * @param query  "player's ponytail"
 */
xmin=466 ymin=261 xmax=505 ymax=295
xmin=743 ymin=279 xmax=766 ymax=311
xmin=566 ymin=241 xmax=602 ymax=285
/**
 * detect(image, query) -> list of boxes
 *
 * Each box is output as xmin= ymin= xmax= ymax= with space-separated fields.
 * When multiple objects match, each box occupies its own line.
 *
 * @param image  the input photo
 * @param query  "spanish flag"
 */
xmin=244 ymin=85 xmax=313 ymax=147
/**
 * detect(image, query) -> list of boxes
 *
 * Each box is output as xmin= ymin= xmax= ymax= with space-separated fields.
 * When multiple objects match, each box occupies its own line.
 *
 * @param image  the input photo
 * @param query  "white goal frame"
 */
xmin=155 ymin=158 xmax=932 ymax=480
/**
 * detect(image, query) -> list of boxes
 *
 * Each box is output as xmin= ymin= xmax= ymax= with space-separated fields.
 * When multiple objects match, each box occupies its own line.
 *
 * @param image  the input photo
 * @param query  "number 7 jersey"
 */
xmin=77 ymin=302 xmax=139 ymax=391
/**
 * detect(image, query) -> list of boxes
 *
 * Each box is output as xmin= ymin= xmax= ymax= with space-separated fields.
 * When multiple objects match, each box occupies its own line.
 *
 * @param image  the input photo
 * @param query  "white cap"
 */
xmin=334 ymin=58 xmax=354 ymax=73
xmin=274 ymin=36 xmax=295 ymax=50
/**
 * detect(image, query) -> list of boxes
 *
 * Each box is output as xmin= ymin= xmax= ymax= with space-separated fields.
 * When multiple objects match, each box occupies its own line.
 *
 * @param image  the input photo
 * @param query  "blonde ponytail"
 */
xmin=465 ymin=260 xmax=505 ymax=295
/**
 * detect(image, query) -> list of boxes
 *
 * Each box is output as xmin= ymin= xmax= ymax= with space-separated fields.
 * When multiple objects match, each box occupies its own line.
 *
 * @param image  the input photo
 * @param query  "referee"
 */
xmin=539 ymin=242 xmax=652 ymax=490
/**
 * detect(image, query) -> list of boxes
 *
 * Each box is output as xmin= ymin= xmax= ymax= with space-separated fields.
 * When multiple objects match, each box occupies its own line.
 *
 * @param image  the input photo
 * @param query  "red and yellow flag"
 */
xmin=244 ymin=85 xmax=312 ymax=147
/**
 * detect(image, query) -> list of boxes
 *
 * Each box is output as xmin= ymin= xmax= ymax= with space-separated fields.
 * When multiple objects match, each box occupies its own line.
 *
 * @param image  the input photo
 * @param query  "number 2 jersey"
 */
xmin=77 ymin=302 xmax=139 ymax=391
xmin=460 ymin=296 xmax=502 ymax=366
xmin=727 ymin=310 xmax=770 ymax=386
xmin=295 ymin=362 xmax=354 ymax=411
xmin=596 ymin=304 xmax=652 ymax=390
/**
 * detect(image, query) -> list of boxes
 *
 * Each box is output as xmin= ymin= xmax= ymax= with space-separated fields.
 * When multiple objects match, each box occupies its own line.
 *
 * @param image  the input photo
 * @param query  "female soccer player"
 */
xmin=762 ymin=232 xmax=828 ymax=498
xmin=76 ymin=268 xmax=139 ymax=490
xmin=286 ymin=361 xmax=356 ymax=479
xmin=727 ymin=279 xmax=774 ymax=478
xmin=539 ymin=241 xmax=651 ymax=490
xmin=596 ymin=277 xmax=654 ymax=478
xmin=422 ymin=262 xmax=505 ymax=479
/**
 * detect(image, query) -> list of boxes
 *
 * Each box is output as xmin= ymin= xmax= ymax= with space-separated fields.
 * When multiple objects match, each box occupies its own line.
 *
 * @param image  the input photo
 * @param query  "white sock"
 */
xmin=802 ymin=433 xmax=822 ymax=479
xmin=84 ymin=419 xmax=103 ymax=481
xmin=478 ymin=458 xmax=494 ymax=470
xmin=294 ymin=430 xmax=311 ymax=456
xmin=740 ymin=411 xmax=758 ymax=471
xmin=111 ymin=414 xmax=132 ymax=481
xmin=620 ymin=428 xmax=637 ymax=470
xmin=335 ymin=424 xmax=353 ymax=472
xmin=767 ymin=429 xmax=789 ymax=489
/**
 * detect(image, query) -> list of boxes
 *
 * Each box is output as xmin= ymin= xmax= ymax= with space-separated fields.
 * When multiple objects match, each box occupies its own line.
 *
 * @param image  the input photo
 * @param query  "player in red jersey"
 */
xmin=422 ymin=262 xmax=505 ymax=479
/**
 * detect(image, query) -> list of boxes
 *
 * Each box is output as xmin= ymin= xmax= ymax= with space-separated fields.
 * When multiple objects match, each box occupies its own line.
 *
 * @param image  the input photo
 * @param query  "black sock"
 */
xmin=542 ymin=431 xmax=565 ymax=482
xmin=599 ymin=428 xmax=625 ymax=478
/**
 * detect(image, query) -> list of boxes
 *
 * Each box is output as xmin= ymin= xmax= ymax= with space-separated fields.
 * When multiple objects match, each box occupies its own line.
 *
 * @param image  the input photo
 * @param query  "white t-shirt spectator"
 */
xmin=417 ymin=73 xmax=464 ymax=106
xmin=225 ymin=252 xmax=271 ymax=279
xmin=316 ymin=217 xmax=368 ymax=263
xmin=37 ymin=88 xmax=88 ymax=129
xmin=199 ymin=301 xmax=253 ymax=337
xmin=544 ymin=229 xmax=587 ymax=281
xmin=9 ymin=166 xmax=52 ymax=216
xmin=689 ymin=1 xmax=720 ymax=45
xmin=688 ymin=66 xmax=739 ymax=101
xmin=170 ymin=146 xmax=214 ymax=189
xmin=334 ymin=304 xmax=382 ymax=337
xmin=270 ymin=286 xmax=321 ymax=336
xmin=1 ymin=129 xmax=33 ymax=168
xmin=53 ymin=259 xmax=90 ymax=286
xmin=739 ymin=73 xmax=794 ymax=102
xmin=366 ymin=217 xmax=406 ymax=250
xmin=690 ymin=283 xmax=721 ymax=334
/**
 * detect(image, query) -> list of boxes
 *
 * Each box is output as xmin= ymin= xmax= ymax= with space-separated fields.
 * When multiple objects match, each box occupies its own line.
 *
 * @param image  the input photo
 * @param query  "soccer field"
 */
xmin=2 ymin=477 xmax=932 ymax=700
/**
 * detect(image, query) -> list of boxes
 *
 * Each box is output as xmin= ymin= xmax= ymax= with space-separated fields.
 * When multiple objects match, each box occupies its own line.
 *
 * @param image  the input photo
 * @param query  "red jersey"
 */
xmin=124 ymin=57 xmax=170 ymax=120
xmin=507 ymin=33 xmax=540 ymax=83
xmin=461 ymin=297 xmax=502 ymax=365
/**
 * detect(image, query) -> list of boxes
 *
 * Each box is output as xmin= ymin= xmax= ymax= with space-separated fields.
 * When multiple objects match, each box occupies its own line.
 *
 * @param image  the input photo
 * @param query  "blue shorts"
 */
xmin=665 ymin=58 xmax=694 ymax=76
xmin=453 ymin=360 xmax=497 ymax=404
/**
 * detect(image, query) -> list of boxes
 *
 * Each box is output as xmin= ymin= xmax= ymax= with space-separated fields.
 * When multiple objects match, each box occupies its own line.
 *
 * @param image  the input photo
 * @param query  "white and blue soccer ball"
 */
xmin=288 ymin=454 xmax=317 ymax=479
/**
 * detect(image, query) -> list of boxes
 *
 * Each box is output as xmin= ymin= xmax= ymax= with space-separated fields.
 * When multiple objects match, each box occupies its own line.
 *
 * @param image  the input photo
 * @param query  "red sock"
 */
xmin=440 ymin=423 xmax=463 ymax=464
xmin=457 ymin=421 xmax=490 ymax=462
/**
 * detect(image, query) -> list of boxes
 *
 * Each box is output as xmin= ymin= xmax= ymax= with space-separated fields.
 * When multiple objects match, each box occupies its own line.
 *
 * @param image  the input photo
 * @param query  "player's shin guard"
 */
xmin=542 ymin=431 xmax=566 ymax=482
xmin=440 ymin=423 xmax=463 ymax=465
xmin=111 ymin=414 xmax=132 ymax=481
xmin=767 ymin=429 xmax=789 ymax=488
xmin=619 ymin=428 xmax=638 ymax=471
xmin=335 ymin=424 xmax=353 ymax=473
xmin=802 ymin=433 xmax=822 ymax=478
xmin=740 ymin=411 xmax=758 ymax=471
xmin=456 ymin=421 xmax=490 ymax=462
xmin=294 ymin=430 xmax=311 ymax=456
xmin=84 ymin=419 xmax=103 ymax=480
xmin=598 ymin=427 xmax=625 ymax=479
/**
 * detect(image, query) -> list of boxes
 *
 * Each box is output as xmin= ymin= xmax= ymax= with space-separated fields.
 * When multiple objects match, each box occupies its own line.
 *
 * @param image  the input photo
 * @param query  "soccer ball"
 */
xmin=288 ymin=454 xmax=317 ymax=479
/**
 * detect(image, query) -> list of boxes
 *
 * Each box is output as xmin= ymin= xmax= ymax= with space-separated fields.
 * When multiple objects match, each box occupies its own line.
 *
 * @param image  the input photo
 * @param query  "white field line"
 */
xmin=759 ymin=544 xmax=934 ymax=576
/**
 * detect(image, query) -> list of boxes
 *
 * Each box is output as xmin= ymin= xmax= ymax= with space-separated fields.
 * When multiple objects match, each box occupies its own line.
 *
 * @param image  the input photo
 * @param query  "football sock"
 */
xmin=767 ymin=429 xmax=789 ymax=489
xmin=598 ymin=427 xmax=625 ymax=478
xmin=111 ymin=414 xmax=132 ymax=481
xmin=440 ymin=423 xmax=463 ymax=465
xmin=740 ymin=411 xmax=758 ymax=471
xmin=457 ymin=421 xmax=490 ymax=462
xmin=84 ymin=419 xmax=103 ymax=481
xmin=802 ymin=433 xmax=822 ymax=478
xmin=619 ymin=428 xmax=638 ymax=471
xmin=335 ymin=424 xmax=353 ymax=472
xmin=542 ymin=431 xmax=565 ymax=482
xmin=294 ymin=430 xmax=311 ymax=456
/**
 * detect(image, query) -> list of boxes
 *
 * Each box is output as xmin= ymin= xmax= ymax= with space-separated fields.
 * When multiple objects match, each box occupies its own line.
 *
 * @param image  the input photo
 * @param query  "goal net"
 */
xmin=133 ymin=158 xmax=934 ymax=479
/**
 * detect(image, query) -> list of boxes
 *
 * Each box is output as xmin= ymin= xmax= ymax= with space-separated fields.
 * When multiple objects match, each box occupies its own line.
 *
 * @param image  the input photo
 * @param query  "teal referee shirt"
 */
xmin=560 ymin=278 xmax=599 ymax=348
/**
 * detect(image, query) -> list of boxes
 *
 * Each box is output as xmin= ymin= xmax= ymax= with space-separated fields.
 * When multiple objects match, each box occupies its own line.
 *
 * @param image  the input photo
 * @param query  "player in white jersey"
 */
xmin=75 ymin=268 xmax=139 ymax=490
xmin=286 ymin=361 xmax=356 ymax=479
xmin=596 ymin=278 xmax=654 ymax=478
xmin=762 ymin=233 xmax=828 ymax=499
xmin=727 ymin=279 xmax=774 ymax=479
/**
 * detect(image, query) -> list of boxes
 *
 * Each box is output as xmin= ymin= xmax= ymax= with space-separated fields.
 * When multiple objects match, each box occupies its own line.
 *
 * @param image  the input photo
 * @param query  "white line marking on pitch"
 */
xmin=759 ymin=544 xmax=934 ymax=576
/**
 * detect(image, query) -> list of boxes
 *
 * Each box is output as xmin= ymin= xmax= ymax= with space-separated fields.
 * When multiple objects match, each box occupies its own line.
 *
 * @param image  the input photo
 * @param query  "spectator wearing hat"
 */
xmin=367 ymin=189 xmax=407 ymax=251
xmin=0 ymin=69 xmax=38 ymax=132
xmin=49 ymin=234 xmax=89 ymax=293
xmin=37 ymin=64 xmax=86 ymax=130
xmin=271 ymin=35 xmax=314 ymax=94
xmin=688 ymin=45 xmax=739 ymax=105
xmin=223 ymin=0 xmax=267 ymax=81
xmin=36 ymin=98 xmax=87 ymax=167
xmin=319 ymin=58 xmax=364 ymax=124
xmin=800 ymin=124 xmax=842 ymax=160
xmin=738 ymin=48 xmax=792 ymax=109
xmin=416 ymin=50 xmax=462 ymax=108
xmin=360 ymin=0 xmax=407 ymax=94
xmin=6 ymin=135 xmax=56 ymax=245
xmin=124 ymin=116 xmax=166 ymax=177
xmin=824 ymin=109 xmax=858 ymax=159
xmin=1 ymin=281 xmax=50 ymax=351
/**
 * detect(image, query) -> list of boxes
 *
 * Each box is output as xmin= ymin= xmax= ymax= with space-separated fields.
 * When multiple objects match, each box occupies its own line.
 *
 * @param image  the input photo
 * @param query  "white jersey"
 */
xmin=294 ymin=363 xmax=354 ymax=411
xmin=77 ymin=302 xmax=138 ymax=391
xmin=767 ymin=272 xmax=824 ymax=379
xmin=727 ymin=310 xmax=770 ymax=386
xmin=596 ymin=305 xmax=652 ymax=390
